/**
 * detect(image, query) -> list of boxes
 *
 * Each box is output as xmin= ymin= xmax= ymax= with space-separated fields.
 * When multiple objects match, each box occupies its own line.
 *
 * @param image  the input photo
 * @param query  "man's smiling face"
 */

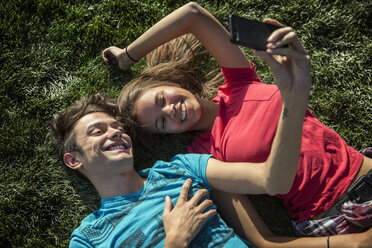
xmin=71 ymin=112 xmax=133 ymax=177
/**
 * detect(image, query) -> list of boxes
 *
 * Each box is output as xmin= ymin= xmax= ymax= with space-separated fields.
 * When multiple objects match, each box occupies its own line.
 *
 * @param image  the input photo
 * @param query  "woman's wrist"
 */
xmin=280 ymin=89 xmax=309 ymax=112
xmin=115 ymin=46 xmax=137 ymax=70
xmin=281 ymin=95 xmax=308 ymax=116
xmin=125 ymin=46 xmax=139 ymax=63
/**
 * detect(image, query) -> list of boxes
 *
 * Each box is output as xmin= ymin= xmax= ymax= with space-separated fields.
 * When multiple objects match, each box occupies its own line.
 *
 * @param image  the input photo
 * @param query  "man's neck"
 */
xmin=90 ymin=170 xmax=146 ymax=199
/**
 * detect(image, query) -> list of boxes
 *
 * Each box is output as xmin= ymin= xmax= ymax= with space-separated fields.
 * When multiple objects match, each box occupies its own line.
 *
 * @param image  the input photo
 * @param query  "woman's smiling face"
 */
xmin=134 ymin=85 xmax=202 ymax=134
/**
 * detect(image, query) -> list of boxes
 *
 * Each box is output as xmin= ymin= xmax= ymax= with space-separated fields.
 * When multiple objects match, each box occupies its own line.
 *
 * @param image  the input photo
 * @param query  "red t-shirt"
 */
xmin=188 ymin=65 xmax=363 ymax=221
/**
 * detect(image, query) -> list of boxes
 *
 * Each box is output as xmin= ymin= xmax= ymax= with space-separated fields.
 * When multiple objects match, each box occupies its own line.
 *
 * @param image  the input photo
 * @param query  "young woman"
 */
xmin=103 ymin=2 xmax=372 ymax=242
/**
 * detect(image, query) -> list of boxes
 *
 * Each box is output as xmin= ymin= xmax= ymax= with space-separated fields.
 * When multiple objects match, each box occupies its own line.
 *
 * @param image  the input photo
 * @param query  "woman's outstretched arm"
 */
xmin=102 ymin=2 xmax=250 ymax=70
xmin=206 ymin=22 xmax=311 ymax=195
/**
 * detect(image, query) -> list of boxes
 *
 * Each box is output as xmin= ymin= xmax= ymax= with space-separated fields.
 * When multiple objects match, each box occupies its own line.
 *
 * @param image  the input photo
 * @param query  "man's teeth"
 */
xmin=107 ymin=145 xmax=126 ymax=151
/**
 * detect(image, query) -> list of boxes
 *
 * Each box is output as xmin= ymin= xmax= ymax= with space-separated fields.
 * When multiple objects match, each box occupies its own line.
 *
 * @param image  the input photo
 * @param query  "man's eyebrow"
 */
xmin=87 ymin=121 xmax=104 ymax=130
xmin=86 ymin=120 xmax=120 ymax=130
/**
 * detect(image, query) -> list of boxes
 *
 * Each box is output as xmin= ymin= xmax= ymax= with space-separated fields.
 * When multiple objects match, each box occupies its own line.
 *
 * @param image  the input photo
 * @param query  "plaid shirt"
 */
xmin=293 ymin=200 xmax=372 ymax=236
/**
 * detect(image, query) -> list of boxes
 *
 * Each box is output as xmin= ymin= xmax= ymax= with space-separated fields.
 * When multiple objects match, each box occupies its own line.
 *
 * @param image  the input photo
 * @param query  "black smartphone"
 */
xmin=229 ymin=15 xmax=283 ymax=50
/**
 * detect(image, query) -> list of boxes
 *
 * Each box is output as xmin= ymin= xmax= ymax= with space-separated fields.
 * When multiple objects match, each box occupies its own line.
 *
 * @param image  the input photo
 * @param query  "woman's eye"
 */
xmin=162 ymin=117 xmax=166 ymax=129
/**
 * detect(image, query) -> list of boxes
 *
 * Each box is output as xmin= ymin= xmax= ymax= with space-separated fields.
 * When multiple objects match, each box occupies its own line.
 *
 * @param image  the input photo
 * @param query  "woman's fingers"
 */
xmin=103 ymin=49 xmax=119 ymax=67
xmin=263 ymin=18 xmax=284 ymax=27
xmin=268 ymin=47 xmax=310 ymax=61
xmin=253 ymin=19 xmax=311 ymax=100
xmin=263 ymin=18 xmax=307 ymax=55
xmin=267 ymin=27 xmax=307 ymax=55
xmin=268 ymin=27 xmax=294 ymax=43
xmin=267 ymin=31 xmax=296 ymax=49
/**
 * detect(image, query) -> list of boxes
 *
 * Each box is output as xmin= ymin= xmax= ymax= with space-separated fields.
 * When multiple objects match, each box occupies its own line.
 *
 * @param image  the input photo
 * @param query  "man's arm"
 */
xmin=206 ymin=20 xmax=311 ymax=196
xmin=212 ymin=191 xmax=372 ymax=248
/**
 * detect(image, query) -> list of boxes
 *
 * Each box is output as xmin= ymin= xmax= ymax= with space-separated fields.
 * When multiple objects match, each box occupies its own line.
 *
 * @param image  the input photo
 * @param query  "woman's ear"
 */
xmin=63 ymin=152 xmax=82 ymax=170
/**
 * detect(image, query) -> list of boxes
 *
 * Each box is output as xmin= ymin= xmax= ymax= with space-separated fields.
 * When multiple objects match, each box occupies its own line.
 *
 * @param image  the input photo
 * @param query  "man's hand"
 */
xmin=102 ymin=46 xmax=135 ymax=71
xmin=254 ymin=19 xmax=311 ymax=104
xmin=163 ymin=178 xmax=217 ymax=248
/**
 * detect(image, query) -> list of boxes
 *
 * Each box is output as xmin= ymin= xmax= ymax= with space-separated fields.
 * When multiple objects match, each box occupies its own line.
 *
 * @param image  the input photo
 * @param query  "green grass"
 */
xmin=1 ymin=0 xmax=371 ymax=247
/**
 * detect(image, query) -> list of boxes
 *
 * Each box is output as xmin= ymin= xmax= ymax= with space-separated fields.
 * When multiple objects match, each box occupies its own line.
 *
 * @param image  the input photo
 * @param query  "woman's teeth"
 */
xmin=175 ymin=100 xmax=187 ymax=122
xmin=181 ymin=106 xmax=186 ymax=121
xmin=180 ymin=100 xmax=187 ymax=121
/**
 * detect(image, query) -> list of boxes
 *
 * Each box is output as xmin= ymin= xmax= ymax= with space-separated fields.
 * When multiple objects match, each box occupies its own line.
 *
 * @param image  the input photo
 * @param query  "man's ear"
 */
xmin=63 ymin=152 xmax=82 ymax=170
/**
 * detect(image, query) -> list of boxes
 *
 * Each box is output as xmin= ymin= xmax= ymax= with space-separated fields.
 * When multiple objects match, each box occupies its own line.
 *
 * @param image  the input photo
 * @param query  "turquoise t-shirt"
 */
xmin=69 ymin=154 xmax=254 ymax=247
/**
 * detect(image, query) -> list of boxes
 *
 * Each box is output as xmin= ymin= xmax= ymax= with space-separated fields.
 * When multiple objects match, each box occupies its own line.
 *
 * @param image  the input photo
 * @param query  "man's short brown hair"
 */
xmin=49 ymin=93 xmax=122 ymax=161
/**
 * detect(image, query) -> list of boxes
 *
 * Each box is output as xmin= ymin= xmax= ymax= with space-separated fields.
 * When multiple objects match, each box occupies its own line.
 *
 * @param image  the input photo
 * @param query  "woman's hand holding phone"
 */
xmin=254 ymin=19 xmax=311 ymax=105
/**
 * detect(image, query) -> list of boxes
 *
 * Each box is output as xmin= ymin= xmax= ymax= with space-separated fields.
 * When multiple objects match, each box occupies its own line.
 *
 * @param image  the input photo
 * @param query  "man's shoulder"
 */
xmin=145 ymin=154 xmax=212 ymax=170
xmin=139 ymin=154 xmax=212 ymax=180
xmin=70 ymin=203 xmax=126 ymax=246
xmin=73 ymin=208 xmax=103 ymax=231
xmin=170 ymin=153 xmax=213 ymax=164
xmin=69 ymin=209 xmax=103 ymax=244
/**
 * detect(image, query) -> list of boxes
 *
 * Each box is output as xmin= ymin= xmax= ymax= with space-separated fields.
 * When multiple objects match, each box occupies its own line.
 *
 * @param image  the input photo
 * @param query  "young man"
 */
xmin=50 ymin=93 xmax=253 ymax=247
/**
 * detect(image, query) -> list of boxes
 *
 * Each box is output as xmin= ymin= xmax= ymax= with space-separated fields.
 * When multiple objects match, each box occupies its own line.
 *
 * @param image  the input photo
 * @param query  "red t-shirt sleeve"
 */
xmin=220 ymin=62 xmax=262 ymax=87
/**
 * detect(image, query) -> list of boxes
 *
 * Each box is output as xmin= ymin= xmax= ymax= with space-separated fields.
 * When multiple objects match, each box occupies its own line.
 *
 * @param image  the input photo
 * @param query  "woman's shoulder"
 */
xmin=220 ymin=62 xmax=261 ymax=85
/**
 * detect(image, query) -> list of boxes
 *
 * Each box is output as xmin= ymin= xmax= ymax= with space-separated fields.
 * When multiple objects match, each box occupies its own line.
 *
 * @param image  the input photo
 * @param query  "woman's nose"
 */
xmin=162 ymin=104 xmax=175 ymax=118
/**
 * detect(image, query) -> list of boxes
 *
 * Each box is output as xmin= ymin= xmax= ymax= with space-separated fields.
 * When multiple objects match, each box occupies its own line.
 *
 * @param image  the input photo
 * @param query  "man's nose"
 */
xmin=162 ymin=104 xmax=175 ymax=119
xmin=107 ymin=128 xmax=122 ymax=139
